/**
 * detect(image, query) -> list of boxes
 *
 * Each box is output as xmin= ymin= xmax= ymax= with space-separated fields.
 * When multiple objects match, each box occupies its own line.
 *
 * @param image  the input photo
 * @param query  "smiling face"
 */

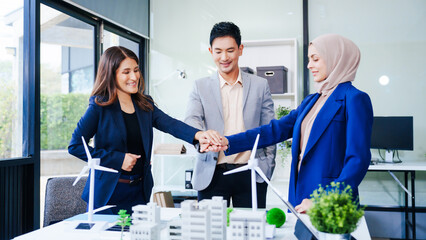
xmin=115 ymin=57 xmax=140 ymax=95
xmin=307 ymin=45 xmax=327 ymax=82
xmin=209 ymin=36 xmax=243 ymax=76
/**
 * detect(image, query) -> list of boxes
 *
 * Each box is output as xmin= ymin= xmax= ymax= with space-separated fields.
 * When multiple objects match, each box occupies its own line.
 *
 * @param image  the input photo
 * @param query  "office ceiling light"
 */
xmin=379 ymin=75 xmax=390 ymax=86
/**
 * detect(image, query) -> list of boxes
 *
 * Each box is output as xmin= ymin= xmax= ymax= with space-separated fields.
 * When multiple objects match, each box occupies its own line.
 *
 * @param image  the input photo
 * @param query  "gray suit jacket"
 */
xmin=185 ymin=71 xmax=276 ymax=191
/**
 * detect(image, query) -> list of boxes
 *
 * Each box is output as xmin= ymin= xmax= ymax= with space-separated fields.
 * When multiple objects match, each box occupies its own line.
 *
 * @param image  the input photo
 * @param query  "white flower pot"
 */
xmin=318 ymin=231 xmax=351 ymax=240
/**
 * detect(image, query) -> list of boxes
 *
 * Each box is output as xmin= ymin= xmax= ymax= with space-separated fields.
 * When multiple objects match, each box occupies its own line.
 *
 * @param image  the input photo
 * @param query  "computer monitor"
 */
xmin=370 ymin=116 xmax=413 ymax=162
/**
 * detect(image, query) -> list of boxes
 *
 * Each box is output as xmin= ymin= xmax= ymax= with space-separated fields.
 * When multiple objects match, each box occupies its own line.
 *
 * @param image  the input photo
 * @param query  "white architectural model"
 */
xmin=181 ymin=200 xmax=211 ymax=240
xmin=229 ymin=210 xmax=266 ymax=240
xmin=167 ymin=219 xmax=183 ymax=240
xmin=198 ymin=197 xmax=227 ymax=240
xmin=130 ymin=202 xmax=161 ymax=240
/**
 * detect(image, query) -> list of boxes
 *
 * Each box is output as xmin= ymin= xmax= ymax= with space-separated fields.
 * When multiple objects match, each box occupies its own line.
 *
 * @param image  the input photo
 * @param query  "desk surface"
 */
xmin=14 ymin=208 xmax=370 ymax=240
xmin=369 ymin=161 xmax=426 ymax=171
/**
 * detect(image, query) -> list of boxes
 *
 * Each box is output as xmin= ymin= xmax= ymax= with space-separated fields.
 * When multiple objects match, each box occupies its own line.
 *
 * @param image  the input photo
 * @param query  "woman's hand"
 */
xmin=195 ymin=130 xmax=222 ymax=143
xmin=295 ymin=198 xmax=313 ymax=213
xmin=200 ymin=136 xmax=229 ymax=152
xmin=122 ymin=153 xmax=140 ymax=171
xmin=195 ymin=130 xmax=223 ymax=152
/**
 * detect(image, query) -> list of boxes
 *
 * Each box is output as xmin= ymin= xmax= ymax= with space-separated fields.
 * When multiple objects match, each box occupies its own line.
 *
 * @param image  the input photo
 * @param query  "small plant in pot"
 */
xmin=307 ymin=182 xmax=364 ymax=240
xmin=275 ymin=105 xmax=292 ymax=167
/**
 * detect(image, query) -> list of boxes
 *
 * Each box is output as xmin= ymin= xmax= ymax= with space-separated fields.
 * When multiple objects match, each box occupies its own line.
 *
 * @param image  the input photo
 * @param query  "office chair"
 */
xmin=43 ymin=176 xmax=87 ymax=227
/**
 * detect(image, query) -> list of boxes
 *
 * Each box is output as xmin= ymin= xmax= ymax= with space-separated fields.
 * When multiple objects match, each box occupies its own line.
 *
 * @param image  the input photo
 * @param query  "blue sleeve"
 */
xmin=152 ymin=104 xmax=200 ymax=144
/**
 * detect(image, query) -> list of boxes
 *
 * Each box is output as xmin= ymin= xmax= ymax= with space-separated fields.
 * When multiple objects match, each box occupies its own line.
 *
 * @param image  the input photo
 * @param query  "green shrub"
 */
xmin=0 ymin=84 xmax=16 ymax=158
xmin=275 ymin=105 xmax=292 ymax=165
xmin=308 ymin=182 xmax=364 ymax=234
xmin=40 ymin=93 xmax=89 ymax=150
xmin=275 ymin=105 xmax=291 ymax=120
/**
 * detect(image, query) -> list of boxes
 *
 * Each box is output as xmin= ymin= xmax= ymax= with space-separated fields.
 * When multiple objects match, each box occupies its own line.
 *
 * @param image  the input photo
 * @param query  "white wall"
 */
xmin=149 ymin=0 xmax=303 ymax=119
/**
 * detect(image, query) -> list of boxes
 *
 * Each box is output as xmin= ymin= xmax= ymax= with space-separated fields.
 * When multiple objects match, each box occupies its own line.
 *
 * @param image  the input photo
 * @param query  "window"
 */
xmin=40 ymin=3 xmax=95 ymax=176
xmin=0 ymin=0 xmax=24 ymax=159
xmin=103 ymin=29 xmax=139 ymax=57
xmin=40 ymin=3 xmax=96 ymax=225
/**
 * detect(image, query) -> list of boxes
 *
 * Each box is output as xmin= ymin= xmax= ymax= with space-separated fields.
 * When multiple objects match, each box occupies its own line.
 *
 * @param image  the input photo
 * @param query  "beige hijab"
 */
xmin=298 ymin=34 xmax=361 ymax=169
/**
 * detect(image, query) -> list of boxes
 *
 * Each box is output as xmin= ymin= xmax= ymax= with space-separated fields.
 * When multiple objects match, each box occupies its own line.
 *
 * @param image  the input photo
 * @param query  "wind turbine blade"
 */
xmin=73 ymin=166 xmax=89 ymax=186
xmin=93 ymin=205 xmax=116 ymax=213
xmin=223 ymin=165 xmax=250 ymax=175
xmin=253 ymin=166 xmax=319 ymax=239
xmin=254 ymin=167 xmax=271 ymax=185
xmin=81 ymin=136 xmax=92 ymax=161
xmin=249 ymin=134 xmax=260 ymax=160
xmin=94 ymin=165 xmax=118 ymax=173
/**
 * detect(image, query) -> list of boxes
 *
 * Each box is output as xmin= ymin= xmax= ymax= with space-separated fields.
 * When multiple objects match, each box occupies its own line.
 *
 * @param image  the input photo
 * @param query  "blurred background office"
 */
xmin=0 ymin=0 xmax=424 ymax=239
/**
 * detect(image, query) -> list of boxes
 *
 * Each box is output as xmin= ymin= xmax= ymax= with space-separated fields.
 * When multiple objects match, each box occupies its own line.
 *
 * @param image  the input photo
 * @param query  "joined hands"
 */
xmin=194 ymin=130 xmax=229 ymax=152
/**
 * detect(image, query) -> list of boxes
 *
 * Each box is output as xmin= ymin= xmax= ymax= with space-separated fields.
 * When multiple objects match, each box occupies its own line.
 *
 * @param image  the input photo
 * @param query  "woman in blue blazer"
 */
xmin=207 ymin=34 xmax=373 ymax=213
xmin=68 ymin=46 xmax=219 ymax=214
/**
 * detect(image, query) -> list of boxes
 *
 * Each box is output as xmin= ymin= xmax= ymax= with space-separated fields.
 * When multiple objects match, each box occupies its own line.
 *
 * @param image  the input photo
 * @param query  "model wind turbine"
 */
xmin=73 ymin=136 xmax=118 ymax=229
xmin=224 ymin=134 xmax=319 ymax=239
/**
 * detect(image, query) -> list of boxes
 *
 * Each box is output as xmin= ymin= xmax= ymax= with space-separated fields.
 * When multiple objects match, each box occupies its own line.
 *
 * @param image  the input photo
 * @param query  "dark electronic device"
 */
xmin=370 ymin=116 xmax=413 ymax=162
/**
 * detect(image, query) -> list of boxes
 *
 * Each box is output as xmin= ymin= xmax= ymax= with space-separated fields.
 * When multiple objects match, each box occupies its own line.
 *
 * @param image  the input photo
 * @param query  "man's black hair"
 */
xmin=209 ymin=22 xmax=241 ymax=47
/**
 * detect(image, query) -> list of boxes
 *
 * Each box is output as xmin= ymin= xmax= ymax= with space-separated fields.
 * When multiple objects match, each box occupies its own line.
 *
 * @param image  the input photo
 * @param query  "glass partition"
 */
xmin=103 ymin=29 xmax=139 ymax=57
xmin=0 ymin=0 xmax=24 ymax=159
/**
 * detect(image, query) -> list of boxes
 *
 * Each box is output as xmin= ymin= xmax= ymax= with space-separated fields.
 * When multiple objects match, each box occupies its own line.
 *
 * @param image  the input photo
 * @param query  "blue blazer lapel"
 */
xmin=302 ymin=83 xmax=350 ymax=160
xmin=134 ymin=100 xmax=151 ymax=161
xmin=291 ymin=94 xmax=319 ymax=173
xmin=210 ymin=73 xmax=224 ymax=121
xmin=110 ymin=100 xmax=127 ymax=147
xmin=292 ymin=94 xmax=320 ymax=155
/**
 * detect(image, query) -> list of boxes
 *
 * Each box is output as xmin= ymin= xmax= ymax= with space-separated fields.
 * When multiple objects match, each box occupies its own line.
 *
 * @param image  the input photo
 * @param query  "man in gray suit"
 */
xmin=185 ymin=22 xmax=276 ymax=208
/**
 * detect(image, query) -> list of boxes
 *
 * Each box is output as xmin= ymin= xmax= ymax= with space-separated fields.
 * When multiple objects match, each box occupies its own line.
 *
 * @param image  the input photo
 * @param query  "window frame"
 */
xmin=1 ymin=0 xmax=149 ymax=237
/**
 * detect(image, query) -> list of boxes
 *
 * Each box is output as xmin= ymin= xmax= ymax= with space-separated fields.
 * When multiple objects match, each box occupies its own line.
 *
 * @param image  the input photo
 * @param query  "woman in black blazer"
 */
xmin=68 ymin=46 xmax=220 ymax=214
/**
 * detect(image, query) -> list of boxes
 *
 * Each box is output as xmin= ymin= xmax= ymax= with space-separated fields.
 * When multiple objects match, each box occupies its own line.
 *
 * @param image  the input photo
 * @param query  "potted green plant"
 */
xmin=275 ymin=105 xmax=292 ymax=167
xmin=307 ymin=182 xmax=364 ymax=240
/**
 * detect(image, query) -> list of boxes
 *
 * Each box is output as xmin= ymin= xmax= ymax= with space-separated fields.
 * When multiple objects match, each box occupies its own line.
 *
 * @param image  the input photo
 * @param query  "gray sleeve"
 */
xmin=184 ymin=80 xmax=206 ymax=130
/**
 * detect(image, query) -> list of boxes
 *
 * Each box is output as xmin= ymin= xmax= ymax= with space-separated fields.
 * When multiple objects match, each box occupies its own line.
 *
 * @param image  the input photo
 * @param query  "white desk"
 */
xmin=368 ymin=161 xmax=426 ymax=240
xmin=14 ymin=208 xmax=370 ymax=240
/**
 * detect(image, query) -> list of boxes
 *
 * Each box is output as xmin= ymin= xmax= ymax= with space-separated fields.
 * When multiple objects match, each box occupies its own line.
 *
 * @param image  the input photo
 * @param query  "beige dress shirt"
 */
xmin=217 ymin=71 xmax=251 ymax=164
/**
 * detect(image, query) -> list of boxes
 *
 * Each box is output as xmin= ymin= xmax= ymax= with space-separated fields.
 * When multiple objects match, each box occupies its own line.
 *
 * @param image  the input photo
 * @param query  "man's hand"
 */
xmin=295 ymin=198 xmax=313 ymax=213
xmin=195 ymin=130 xmax=233 ymax=152
xmin=199 ymin=135 xmax=229 ymax=152
xmin=122 ymin=153 xmax=140 ymax=171
xmin=195 ymin=130 xmax=222 ymax=143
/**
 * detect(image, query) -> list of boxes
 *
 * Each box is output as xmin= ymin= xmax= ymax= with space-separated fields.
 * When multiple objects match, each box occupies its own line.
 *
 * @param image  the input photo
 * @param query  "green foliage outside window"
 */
xmin=308 ymin=182 xmax=365 ymax=234
xmin=0 ymin=84 xmax=16 ymax=158
xmin=40 ymin=93 xmax=89 ymax=150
